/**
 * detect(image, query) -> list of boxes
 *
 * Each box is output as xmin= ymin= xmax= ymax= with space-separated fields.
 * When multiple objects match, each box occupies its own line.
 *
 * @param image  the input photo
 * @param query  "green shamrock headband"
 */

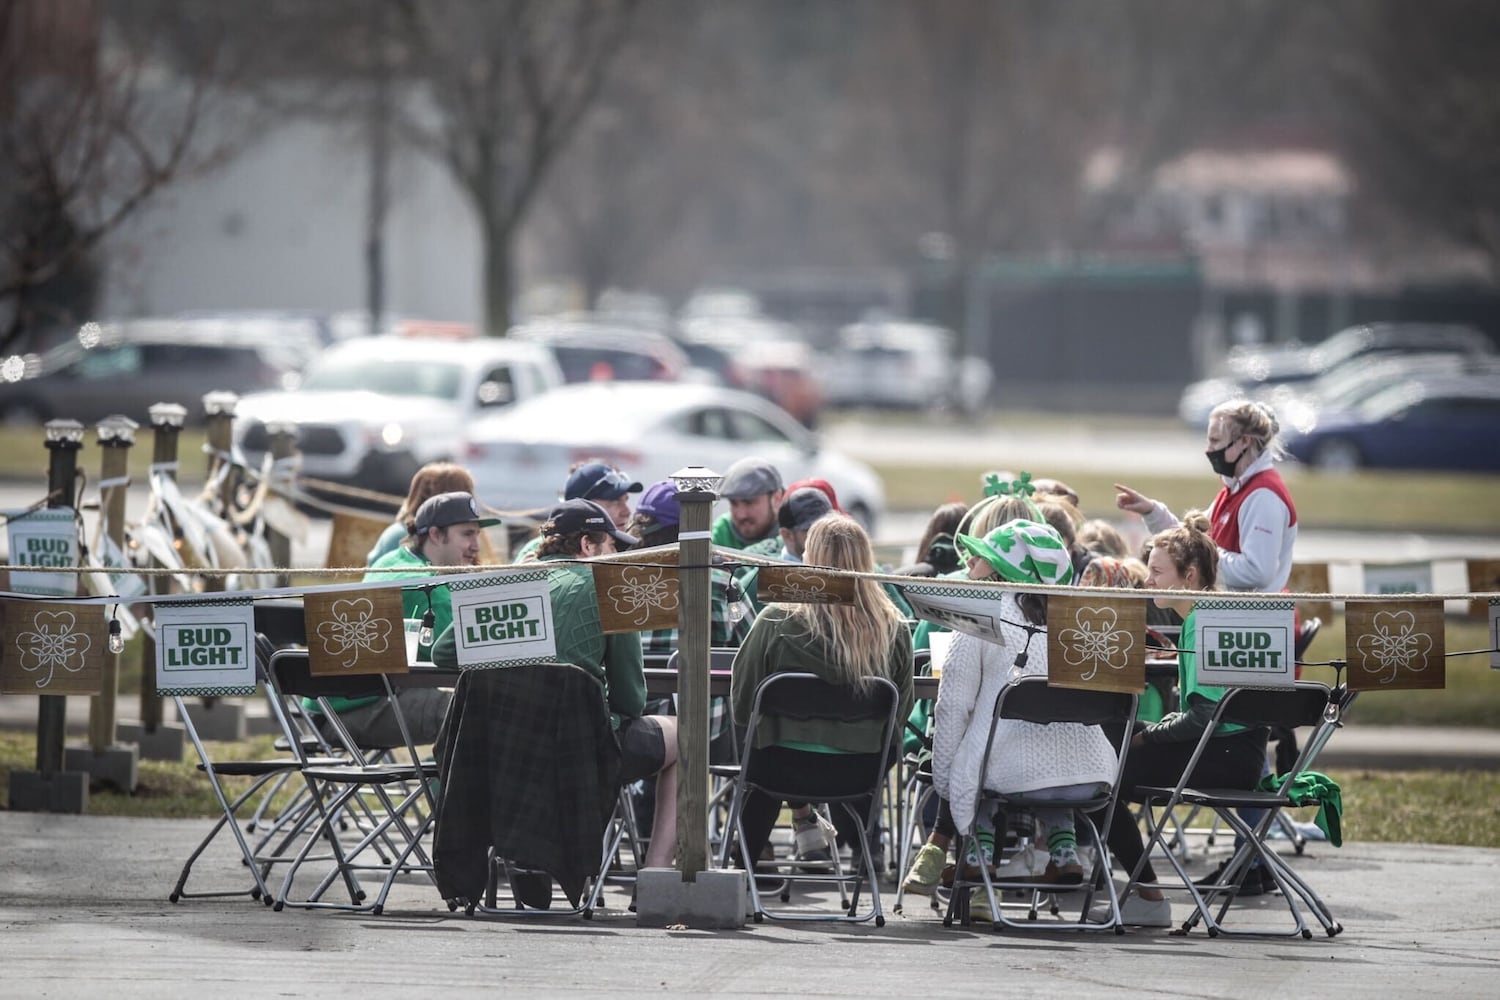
xmin=983 ymin=470 xmax=1042 ymax=519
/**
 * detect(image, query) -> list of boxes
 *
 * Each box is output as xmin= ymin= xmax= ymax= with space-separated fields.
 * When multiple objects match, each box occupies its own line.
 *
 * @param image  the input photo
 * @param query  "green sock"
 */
xmin=1046 ymin=827 xmax=1077 ymax=859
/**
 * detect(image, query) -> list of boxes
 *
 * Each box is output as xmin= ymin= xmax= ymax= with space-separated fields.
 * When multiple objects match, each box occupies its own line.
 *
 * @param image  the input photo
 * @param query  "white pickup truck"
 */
xmin=233 ymin=336 xmax=563 ymax=496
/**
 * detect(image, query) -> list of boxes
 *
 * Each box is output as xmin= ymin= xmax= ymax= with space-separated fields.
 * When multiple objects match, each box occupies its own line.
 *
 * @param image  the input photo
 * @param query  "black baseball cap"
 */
xmin=565 ymin=462 xmax=643 ymax=502
xmin=412 ymin=491 xmax=501 ymax=534
xmin=778 ymin=486 xmax=834 ymax=532
xmin=543 ymin=498 xmax=637 ymax=549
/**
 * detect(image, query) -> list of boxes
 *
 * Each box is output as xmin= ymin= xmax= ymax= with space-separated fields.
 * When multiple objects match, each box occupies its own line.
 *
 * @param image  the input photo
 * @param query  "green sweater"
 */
xmin=433 ymin=552 xmax=647 ymax=730
xmin=731 ymin=605 xmax=914 ymax=754
xmin=711 ymin=513 xmax=775 ymax=550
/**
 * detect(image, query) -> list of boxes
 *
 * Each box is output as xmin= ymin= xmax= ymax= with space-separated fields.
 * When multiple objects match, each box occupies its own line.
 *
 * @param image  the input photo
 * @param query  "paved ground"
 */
xmin=2 ymin=810 xmax=1498 ymax=999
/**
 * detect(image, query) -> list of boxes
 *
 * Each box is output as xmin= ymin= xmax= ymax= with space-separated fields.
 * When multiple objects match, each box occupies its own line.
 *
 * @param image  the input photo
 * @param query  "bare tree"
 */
xmin=394 ymin=0 xmax=642 ymax=335
xmin=0 ymin=1 xmax=236 ymax=353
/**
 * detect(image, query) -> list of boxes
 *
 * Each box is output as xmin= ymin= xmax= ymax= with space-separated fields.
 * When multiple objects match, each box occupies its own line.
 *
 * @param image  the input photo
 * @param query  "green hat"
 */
xmin=956 ymin=518 xmax=1074 ymax=586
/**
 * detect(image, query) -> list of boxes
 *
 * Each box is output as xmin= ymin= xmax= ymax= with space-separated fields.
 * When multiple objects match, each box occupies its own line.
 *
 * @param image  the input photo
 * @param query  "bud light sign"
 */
xmin=1193 ymin=600 xmax=1295 ymax=689
xmin=5 ymin=508 xmax=79 ymax=597
xmin=154 ymin=600 xmax=257 ymax=696
xmin=448 ymin=572 xmax=556 ymax=669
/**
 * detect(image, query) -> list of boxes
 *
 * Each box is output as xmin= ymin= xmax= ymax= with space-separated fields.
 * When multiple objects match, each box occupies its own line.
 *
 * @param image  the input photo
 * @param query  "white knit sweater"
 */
xmin=931 ymin=593 xmax=1120 ymax=834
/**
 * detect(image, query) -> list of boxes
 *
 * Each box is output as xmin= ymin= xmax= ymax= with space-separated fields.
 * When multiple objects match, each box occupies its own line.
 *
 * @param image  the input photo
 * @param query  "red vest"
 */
xmin=1208 ymin=468 xmax=1297 ymax=555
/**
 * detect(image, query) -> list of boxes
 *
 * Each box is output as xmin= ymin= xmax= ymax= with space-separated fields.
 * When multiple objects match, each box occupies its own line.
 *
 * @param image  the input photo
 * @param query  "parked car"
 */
xmin=508 ymin=316 xmax=689 ymax=383
xmin=1178 ymin=323 xmax=1495 ymax=426
xmin=233 ymin=336 xmax=563 ymax=495
xmin=0 ymin=319 xmax=300 ymax=426
xmin=1272 ymin=353 xmax=1500 ymax=435
xmin=462 ymin=381 xmax=886 ymax=530
xmin=678 ymin=315 xmax=824 ymax=426
xmin=820 ymin=319 xmax=990 ymax=416
xmin=1281 ymin=375 xmax=1500 ymax=472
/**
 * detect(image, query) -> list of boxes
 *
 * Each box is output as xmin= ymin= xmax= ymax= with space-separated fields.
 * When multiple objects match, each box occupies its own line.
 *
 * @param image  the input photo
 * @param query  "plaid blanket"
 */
xmin=433 ymin=664 xmax=621 ymax=908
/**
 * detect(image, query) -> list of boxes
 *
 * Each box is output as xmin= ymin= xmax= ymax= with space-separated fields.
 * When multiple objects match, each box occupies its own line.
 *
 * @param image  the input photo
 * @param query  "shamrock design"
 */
xmin=607 ymin=566 xmax=679 ymax=626
xmin=18 ymin=610 xmax=92 ymax=688
xmin=1355 ymin=610 xmax=1433 ymax=685
xmin=768 ymin=570 xmax=845 ymax=604
xmin=315 ymin=598 xmax=392 ymax=669
xmin=983 ymin=470 xmax=1035 ymax=499
xmin=1057 ymin=606 xmax=1134 ymax=681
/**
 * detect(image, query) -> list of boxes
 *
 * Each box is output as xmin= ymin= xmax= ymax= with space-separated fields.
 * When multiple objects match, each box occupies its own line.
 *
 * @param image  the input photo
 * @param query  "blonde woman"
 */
xmin=1116 ymin=399 xmax=1297 ymax=594
xmin=730 ymin=516 xmax=915 ymax=870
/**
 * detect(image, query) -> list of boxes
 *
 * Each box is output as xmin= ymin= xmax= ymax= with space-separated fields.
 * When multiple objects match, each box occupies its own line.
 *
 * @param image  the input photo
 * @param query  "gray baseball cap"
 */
xmin=719 ymin=457 xmax=783 ymax=500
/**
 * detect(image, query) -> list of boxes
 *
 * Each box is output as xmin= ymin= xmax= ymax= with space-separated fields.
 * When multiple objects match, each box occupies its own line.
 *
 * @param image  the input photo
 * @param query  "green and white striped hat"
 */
xmin=956 ymin=518 xmax=1074 ymax=587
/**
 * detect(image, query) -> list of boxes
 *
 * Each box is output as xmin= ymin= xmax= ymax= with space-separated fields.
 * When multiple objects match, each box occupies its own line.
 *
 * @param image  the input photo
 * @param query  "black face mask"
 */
xmin=1206 ymin=440 xmax=1240 ymax=477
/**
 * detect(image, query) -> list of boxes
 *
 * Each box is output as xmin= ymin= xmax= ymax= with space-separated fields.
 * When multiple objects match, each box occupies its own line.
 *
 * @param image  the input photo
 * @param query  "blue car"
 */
xmin=1283 ymin=376 xmax=1500 ymax=472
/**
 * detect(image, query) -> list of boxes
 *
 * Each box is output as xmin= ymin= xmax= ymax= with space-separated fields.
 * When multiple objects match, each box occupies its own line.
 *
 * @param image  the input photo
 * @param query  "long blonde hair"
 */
xmin=785 ymin=516 xmax=904 ymax=691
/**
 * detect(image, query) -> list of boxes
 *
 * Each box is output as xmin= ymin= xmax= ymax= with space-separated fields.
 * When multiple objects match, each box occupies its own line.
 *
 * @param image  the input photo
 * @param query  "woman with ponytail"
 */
xmin=1088 ymin=514 xmax=1270 ymax=927
xmin=1115 ymin=400 xmax=1297 ymax=594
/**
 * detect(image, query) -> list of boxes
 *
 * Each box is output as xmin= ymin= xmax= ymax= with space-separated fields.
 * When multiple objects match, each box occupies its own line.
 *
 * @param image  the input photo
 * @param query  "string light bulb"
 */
xmin=725 ymin=579 xmax=746 ymax=623
xmin=108 ymin=614 xmax=124 ymax=654
xmin=419 ymin=609 xmax=436 ymax=648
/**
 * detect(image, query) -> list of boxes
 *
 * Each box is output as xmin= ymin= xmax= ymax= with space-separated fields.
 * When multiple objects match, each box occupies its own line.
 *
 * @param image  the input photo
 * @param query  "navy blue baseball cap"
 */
xmin=564 ymin=461 xmax=643 ymax=502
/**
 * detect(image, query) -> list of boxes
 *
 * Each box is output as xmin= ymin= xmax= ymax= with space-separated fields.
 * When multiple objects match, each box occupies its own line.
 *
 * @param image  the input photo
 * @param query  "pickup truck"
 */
xmin=233 ymin=336 xmax=563 ymax=496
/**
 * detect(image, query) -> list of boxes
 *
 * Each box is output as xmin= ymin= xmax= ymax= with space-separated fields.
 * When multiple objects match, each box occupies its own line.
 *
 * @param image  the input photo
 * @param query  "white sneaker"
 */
xmin=1090 ymin=893 xmax=1172 ymax=928
xmin=793 ymin=818 xmax=833 ymax=869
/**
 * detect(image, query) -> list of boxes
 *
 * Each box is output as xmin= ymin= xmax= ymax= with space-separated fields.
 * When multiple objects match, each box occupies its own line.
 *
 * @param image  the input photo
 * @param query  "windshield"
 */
xmin=301 ymin=356 xmax=463 ymax=400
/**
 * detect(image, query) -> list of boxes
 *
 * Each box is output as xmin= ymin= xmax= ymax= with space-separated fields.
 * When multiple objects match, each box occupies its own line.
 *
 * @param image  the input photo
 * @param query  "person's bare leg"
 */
xmin=644 ymin=715 xmax=679 ymax=869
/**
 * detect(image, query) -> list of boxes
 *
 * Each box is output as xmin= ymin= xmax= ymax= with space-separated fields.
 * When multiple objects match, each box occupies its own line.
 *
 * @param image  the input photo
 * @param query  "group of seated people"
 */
xmin=325 ymin=400 xmax=1299 ymax=925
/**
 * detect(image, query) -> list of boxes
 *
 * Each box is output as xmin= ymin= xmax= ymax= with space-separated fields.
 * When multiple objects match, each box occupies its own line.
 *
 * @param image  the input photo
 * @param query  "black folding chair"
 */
xmin=716 ymin=672 xmax=901 ymax=925
xmin=1129 ymin=680 xmax=1355 ymax=938
xmin=946 ymin=676 xmax=1138 ymax=933
xmin=267 ymin=649 xmax=441 ymax=914
xmin=428 ymin=663 xmax=624 ymax=919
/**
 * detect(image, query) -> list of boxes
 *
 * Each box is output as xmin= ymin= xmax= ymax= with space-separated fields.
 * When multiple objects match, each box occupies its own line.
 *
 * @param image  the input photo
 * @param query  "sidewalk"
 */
xmin=1 ymin=811 xmax=1497 ymax=998
xmin=4 ymin=691 xmax=1500 ymax=770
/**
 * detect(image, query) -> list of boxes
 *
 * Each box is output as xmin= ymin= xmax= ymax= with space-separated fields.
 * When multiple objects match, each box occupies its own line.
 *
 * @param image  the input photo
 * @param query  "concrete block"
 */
xmin=7 ymin=769 xmax=89 ymax=814
xmin=64 ymin=744 xmax=139 ymax=793
xmin=244 ymin=710 xmax=280 ymax=738
xmin=178 ymin=701 xmax=247 ymax=742
xmin=117 ymin=721 xmax=187 ymax=762
xmin=634 ymin=867 xmax=747 ymax=929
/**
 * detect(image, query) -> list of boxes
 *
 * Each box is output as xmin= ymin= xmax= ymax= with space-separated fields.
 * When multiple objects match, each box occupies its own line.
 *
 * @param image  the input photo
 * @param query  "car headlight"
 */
xmin=381 ymin=422 xmax=404 ymax=448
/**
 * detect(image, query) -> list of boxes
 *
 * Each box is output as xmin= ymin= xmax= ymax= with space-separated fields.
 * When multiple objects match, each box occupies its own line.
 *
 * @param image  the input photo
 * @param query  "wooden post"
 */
xmin=36 ymin=419 xmax=85 ymax=775
xmin=140 ymin=402 xmax=187 ymax=731
xmin=201 ymin=390 xmax=239 ymax=527
xmin=266 ymin=421 xmax=299 ymax=588
xmin=670 ymin=465 xmax=722 ymax=879
xmin=88 ymin=415 xmax=137 ymax=751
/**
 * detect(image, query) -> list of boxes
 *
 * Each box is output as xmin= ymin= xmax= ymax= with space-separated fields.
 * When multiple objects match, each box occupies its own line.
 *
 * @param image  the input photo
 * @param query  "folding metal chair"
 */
xmin=716 ymin=672 xmax=901 ymax=926
xmin=946 ymin=676 xmax=1137 ymax=933
xmin=267 ymin=649 xmax=441 ymax=914
xmin=167 ymin=635 xmax=345 ymax=907
xmin=1129 ymin=680 xmax=1355 ymax=938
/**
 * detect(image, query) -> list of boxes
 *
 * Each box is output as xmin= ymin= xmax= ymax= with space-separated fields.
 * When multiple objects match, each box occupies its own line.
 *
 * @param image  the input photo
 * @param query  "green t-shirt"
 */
xmin=1178 ymin=607 xmax=1245 ymax=736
